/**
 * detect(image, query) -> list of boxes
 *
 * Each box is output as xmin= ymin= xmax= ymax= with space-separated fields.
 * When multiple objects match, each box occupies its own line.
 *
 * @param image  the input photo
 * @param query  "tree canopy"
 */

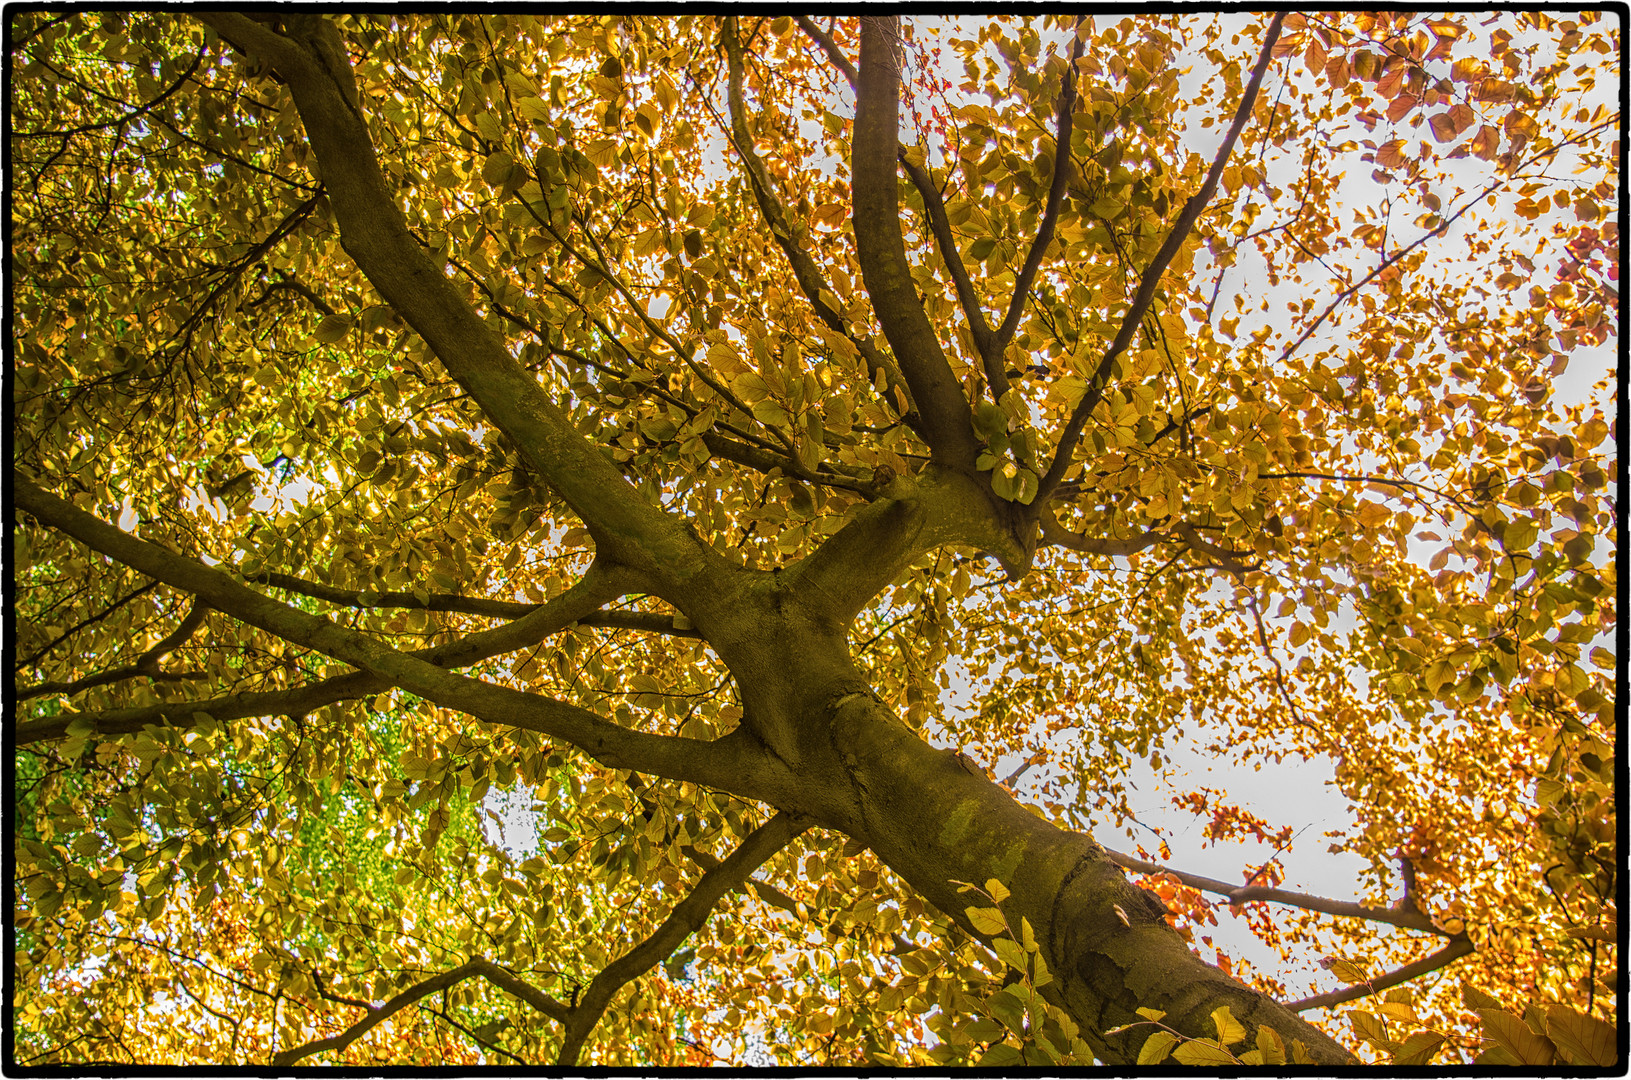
xmin=10 ymin=11 xmax=1618 ymax=1067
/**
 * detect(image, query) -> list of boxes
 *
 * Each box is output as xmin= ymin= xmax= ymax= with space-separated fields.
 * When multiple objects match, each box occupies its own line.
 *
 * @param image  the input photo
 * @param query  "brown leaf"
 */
xmin=1478 ymin=1009 xmax=1556 ymax=1066
xmin=1546 ymin=1005 xmax=1616 ymax=1067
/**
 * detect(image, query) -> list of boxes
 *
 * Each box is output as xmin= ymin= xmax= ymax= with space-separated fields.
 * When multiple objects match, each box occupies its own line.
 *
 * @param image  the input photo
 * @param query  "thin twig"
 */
xmin=1101 ymin=847 xmax=1450 ymax=935
xmin=1288 ymin=934 xmax=1475 ymax=1012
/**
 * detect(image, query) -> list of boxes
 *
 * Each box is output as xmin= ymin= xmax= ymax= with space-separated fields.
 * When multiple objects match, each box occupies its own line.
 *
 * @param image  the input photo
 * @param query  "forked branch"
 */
xmin=251 ymin=571 xmax=702 ymax=637
xmin=16 ymin=561 xmax=634 ymax=744
xmin=1037 ymin=14 xmax=1285 ymax=504
xmin=792 ymin=18 xmax=991 ymax=364
xmin=14 ymin=478 xmax=777 ymax=797
xmin=272 ymin=957 xmax=569 ymax=1066
xmin=718 ymin=19 xmax=917 ymax=431
xmin=197 ymin=12 xmax=712 ymax=589
xmin=18 ymin=600 xmax=210 ymax=702
xmin=274 ymin=815 xmax=803 ymax=1065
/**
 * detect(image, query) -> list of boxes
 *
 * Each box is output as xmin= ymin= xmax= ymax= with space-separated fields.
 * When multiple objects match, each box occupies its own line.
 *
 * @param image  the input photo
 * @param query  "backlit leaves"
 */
xmin=10 ymin=7 xmax=1618 ymax=1068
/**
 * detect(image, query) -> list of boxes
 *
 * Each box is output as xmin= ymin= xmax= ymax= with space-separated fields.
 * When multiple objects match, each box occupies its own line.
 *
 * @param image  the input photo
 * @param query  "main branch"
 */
xmin=195 ymin=13 xmax=716 ymax=596
xmin=14 ymin=479 xmax=786 ymax=800
xmin=852 ymin=16 xmax=981 ymax=471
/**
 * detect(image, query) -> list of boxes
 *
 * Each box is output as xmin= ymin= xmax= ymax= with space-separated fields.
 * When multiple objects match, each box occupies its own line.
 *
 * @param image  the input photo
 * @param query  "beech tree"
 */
xmin=11 ymin=11 xmax=1618 ymax=1067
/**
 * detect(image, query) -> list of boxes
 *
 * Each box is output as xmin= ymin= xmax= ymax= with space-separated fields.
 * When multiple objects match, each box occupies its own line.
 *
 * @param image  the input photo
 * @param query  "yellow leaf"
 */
xmin=1211 ymin=1005 xmax=1246 ymax=1047
xmin=985 ymin=878 xmax=1010 ymax=903
xmin=1479 ymin=1009 xmax=1556 ymax=1066
xmin=1392 ymin=1030 xmax=1446 ymax=1066
xmin=965 ymin=906 xmax=1006 ymax=936
xmin=1355 ymin=500 xmax=1390 ymax=527
xmin=1137 ymin=1030 xmax=1177 ymax=1065
xmin=1172 ymin=1040 xmax=1236 ymax=1065
xmin=1256 ymin=1024 xmax=1286 ymax=1064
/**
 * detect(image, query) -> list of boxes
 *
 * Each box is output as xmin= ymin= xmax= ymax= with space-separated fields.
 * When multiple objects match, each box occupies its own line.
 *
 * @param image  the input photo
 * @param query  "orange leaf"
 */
xmin=1376 ymin=140 xmax=1409 ymax=169
xmin=1304 ymin=36 xmax=1328 ymax=77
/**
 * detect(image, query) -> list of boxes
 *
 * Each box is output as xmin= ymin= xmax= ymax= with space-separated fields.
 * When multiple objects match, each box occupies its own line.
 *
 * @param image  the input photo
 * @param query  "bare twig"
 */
xmin=1289 ymin=934 xmax=1475 ymax=1012
xmin=1101 ymin=847 xmax=1451 ymax=935
xmin=1275 ymin=118 xmax=1617 ymax=365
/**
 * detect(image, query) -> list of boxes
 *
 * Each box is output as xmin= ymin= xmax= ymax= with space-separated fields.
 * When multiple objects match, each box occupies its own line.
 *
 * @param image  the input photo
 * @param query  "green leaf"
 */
xmin=481 ymin=150 xmax=516 ymax=185
xmin=1423 ymin=659 xmax=1456 ymax=695
xmin=730 ymin=371 xmax=770 ymax=403
xmin=1136 ymin=1030 xmax=1177 ymax=1065
xmin=1172 ymin=1039 xmax=1236 ymax=1065
xmin=991 ymin=936 xmax=1028 ymax=973
xmin=516 ymin=96 xmax=550 ymax=124
xmin=975 ymin=1043 xmax=1022 ymax=1066
xmin=1090 ymin=195 xmax=1125 ymax=219
xmin=963 ymin=1016 xmax=1005 ymax=1042
xmin=985 ymin=987 xmax=1027 ymax=1034
xmin=750 ymin=400 xmax=790 ymax=428
xmin=314 ymin=314 xmax=354 ymax=344
xmin=1545 ymin=1005 xmax=1616 ymax=1066
xmin=965 ymin=906 xmax=1007 ymax=936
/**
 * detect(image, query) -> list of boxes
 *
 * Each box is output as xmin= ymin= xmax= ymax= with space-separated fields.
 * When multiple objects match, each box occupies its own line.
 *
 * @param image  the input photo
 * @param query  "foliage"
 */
xmin=10 ymin=10 xmax=1618 ymax=1067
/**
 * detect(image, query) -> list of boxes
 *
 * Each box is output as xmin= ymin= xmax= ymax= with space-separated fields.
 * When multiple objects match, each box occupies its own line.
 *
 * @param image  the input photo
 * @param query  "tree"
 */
xmin=10 ymin=11 xmax=1617 ymax=1067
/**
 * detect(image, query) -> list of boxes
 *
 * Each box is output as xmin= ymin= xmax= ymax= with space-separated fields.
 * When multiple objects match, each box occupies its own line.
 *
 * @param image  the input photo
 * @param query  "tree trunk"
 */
xmin=713 ymin=607 xmax=1355 ymax=1065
